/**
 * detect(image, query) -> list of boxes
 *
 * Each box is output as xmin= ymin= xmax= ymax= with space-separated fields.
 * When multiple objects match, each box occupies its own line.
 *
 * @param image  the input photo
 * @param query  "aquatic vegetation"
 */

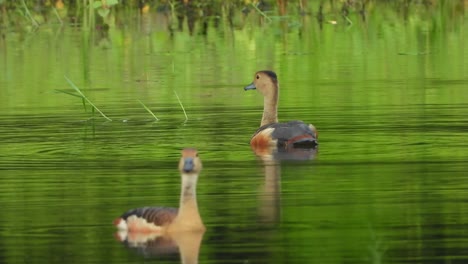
xmin=56 ymin=79 xmax=190 ymax=123
xmin=1 ymin=0 xmax=464 ymax=33
xmin=250 ymin=2 xmax=273 ymax=23
xmin=92 ymin=0 xmax=119 ymax=18
xmin=137 ymin=99 xmax=159 ymax=121
xmin=173 ymin=90 xmax=188 ymax=123
xmin=56 ymin=76 xmax=113 ymax=122
xmin=19 ymin=0 xmax=39 ymax=27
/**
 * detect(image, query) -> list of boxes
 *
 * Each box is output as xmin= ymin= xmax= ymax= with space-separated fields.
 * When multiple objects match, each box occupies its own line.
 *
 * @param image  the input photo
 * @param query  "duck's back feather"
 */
xmin=120 ymin=207 xmax=178 ymax=226
xmin=252 ymin=121 xmax=318 ymax=148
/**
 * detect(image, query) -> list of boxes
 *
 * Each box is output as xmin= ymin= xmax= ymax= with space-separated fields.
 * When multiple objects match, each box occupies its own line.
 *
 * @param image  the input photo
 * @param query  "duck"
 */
xmin=244 ymin=70 xmax=318 ymax=149
xmin=113 ymin=148 xmax=205 ymax=233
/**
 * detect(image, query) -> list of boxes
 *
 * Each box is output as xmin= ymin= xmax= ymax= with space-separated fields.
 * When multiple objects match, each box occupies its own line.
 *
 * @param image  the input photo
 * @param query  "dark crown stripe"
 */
xmin=261 ymin=70 xmax=277 ymax=81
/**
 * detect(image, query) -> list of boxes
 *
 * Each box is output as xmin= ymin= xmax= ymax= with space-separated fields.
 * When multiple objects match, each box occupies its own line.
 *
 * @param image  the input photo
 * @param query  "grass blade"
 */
xmin=137 ymin=99 xmax=159 ymax=121
xmin=173 ymin=90 xmax=188 ymax=123
xmin=251 ymin=3 xmax=272 ymax=23
xmin=53 ymin=7 xmax=64 ymax=25
xmin=55 ymin=88 xmax=88 ymax=112
xmin=64 ymin=76 xmax=112 ymax=121
xmin=21 ymin=0 xmax=39 ymax=27
xmin=82 ymin=98 xmax=87 ymax=112
xmin=54 ymin=89 xmax=84 ymax=99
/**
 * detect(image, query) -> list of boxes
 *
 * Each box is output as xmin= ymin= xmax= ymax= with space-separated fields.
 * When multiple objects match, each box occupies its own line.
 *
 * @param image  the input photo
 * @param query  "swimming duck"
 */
xmin=244 ymin=70 xmax=318 ymax=149
xmin=113 ymin=148 xmax=205 ymax=233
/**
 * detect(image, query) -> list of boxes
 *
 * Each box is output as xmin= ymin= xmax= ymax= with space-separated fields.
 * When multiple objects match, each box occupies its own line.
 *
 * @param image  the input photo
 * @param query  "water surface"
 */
xmin=1 ymin=2 xmax=467 ymax=263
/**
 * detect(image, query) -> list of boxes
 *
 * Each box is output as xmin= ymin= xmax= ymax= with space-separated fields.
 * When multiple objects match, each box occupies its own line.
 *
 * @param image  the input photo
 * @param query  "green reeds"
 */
xmin=344 ymin=16 xmax=353 ymax=26
xmin=137 ymin=99 xmax=159 ymax=121
xmin=173 ymin=90 xmax=188 ymax=123
xmin=57 ymin=76 xmax=112 ymax=121
xmin=20 ymin=0 xmax=39 ymax=27
xmin=57 ymin=78 xmax=188 ymax=123
xmin=52 ymin=7 xmax=64 ymax=25
xmin=251 ymin=3 xmax=272 ymax=23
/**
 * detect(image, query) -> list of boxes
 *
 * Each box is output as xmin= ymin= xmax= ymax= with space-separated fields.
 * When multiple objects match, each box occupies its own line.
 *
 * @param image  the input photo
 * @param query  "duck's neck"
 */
xmin=261 ymin=90 xmax=279 ymax=127
xmin=172 ymin=231 xmax=204 ymax=264
xmin=173 ymin=174 xmax=204 ymax=230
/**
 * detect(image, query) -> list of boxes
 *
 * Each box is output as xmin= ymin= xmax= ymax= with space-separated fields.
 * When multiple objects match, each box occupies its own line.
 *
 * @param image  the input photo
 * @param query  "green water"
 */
xmin=1 ymin=1 xmax=468 ymax=264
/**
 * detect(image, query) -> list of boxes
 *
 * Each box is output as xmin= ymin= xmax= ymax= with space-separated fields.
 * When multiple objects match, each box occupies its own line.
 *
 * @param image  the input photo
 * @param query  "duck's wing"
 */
xmin=115 ymin=206 xmax=178 ymax=229
xmin=258 ymin=121 xmax=318 ymax=147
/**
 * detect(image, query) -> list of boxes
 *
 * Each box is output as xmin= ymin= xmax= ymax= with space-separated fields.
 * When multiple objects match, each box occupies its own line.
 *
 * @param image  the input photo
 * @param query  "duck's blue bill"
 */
xmin=244 ymin=82 xmax=256 ymax=90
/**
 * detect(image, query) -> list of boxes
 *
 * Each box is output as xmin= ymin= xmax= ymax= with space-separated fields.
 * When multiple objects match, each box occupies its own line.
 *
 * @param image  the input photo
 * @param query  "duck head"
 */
xmin=178 ymin=148 xmax=202 ymax=176
xmin=244 ymin=70 xmax=279 ymax=98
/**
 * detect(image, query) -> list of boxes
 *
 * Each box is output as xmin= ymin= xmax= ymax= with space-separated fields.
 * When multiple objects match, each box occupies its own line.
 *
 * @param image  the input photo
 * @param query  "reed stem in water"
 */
xmin=251 ymin=3 xmax=272 ymax=22
xmin=63 ymin=76 xmax=112 ymax=121
xmin=173 ymin=90 xmax=188 ymax=123
xmin=138 ymin=99 xmax=159 ymax=121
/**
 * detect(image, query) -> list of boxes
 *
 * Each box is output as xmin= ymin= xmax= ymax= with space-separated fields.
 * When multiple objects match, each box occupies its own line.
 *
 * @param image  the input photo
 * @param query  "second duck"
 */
xmin=244 ymin=70 xmax=318 ymax=149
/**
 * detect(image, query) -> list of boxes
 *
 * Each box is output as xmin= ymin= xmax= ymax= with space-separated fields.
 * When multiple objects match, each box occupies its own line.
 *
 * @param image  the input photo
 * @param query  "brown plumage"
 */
xmin=114 ymin=148 xmax=205 ymax=233
xmin=244 ymin=70 xmax=318 ymax=149
xmin=116 ymin=207 xmax=178 ymax=229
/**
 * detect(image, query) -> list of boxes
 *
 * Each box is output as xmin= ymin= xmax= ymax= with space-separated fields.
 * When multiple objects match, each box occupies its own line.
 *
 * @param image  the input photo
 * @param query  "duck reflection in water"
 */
xmin=251 ymin=130 xmax=317 ymax=225
xmin=115 ymin=229 xmax=204 ymax=263
xmin=113 ymin=148 xmax=205 ymax=262
xmin=257 ymin=146 xmax=318 ymax=224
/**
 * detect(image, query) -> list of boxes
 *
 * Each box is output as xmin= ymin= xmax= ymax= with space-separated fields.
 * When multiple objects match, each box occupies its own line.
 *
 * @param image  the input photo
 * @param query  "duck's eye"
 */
xmin=195 ymin=153 xmax=199 ymax=157
xmin=256 ymin=75 xmax=260 ymax=79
